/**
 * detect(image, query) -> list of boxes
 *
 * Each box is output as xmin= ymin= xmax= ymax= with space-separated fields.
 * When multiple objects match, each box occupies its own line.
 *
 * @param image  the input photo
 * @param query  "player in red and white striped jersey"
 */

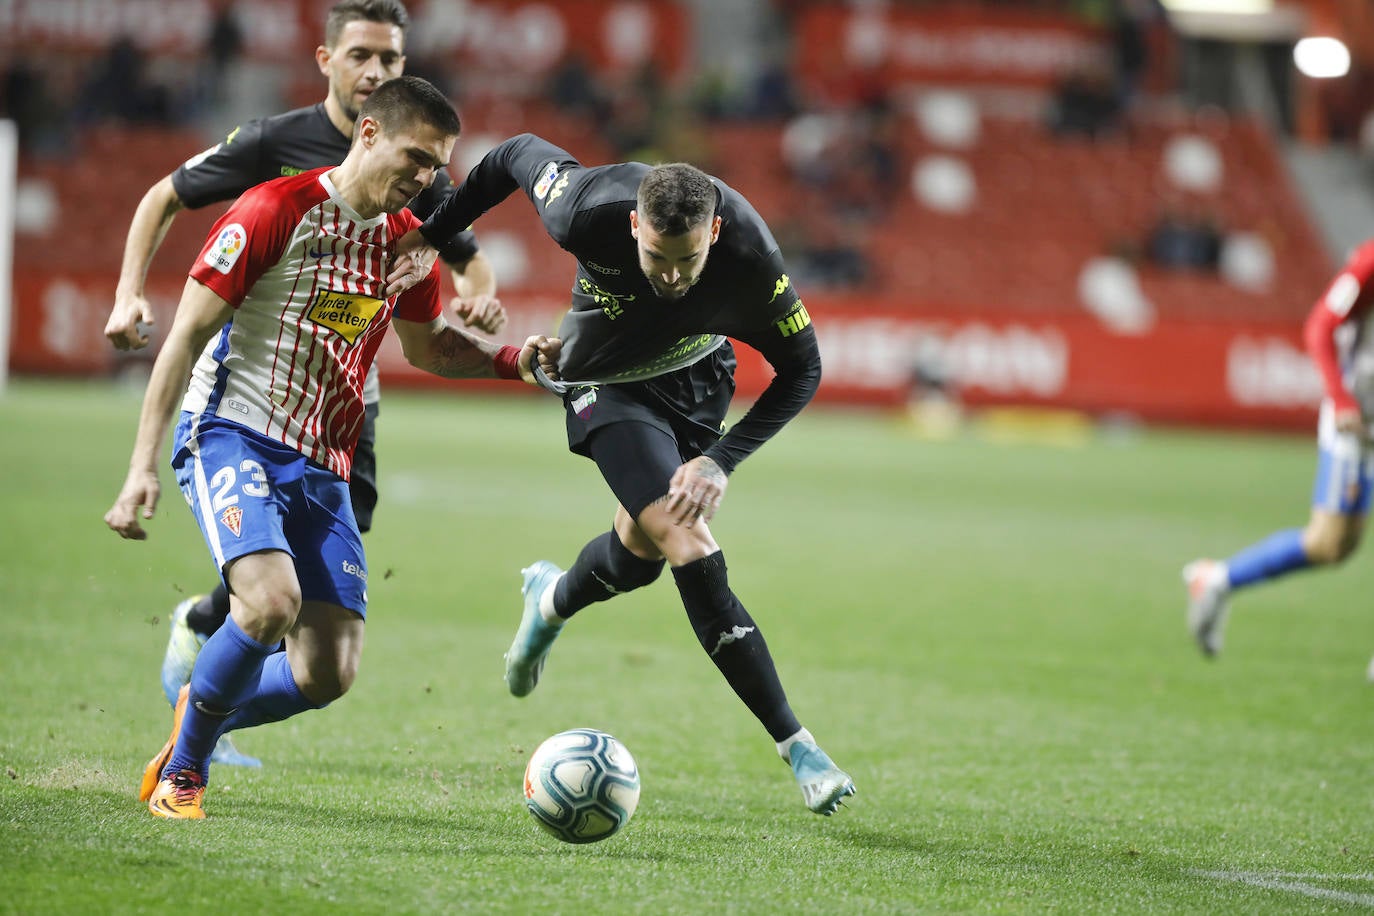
xmin=104 ymin=77 xmax=556 ymax=819
xmin=181 ymin=166 xmax=436 ymax=478
xmin=1184 ymin=239 xmax=1374 ymax=665
xmin=112 ymin=0 xmax=507 ymax=772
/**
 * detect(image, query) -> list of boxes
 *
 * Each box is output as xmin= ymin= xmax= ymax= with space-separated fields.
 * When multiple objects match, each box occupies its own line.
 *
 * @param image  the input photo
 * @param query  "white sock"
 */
xmin=539 ymin=576 xmax=565 ymax=627
xmin=775 ymin=727 xmax=814 ymax=763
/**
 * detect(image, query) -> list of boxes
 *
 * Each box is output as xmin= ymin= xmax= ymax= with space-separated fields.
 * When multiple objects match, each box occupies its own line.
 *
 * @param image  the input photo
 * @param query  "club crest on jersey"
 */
xmin=306 ymin=290 xmax=383 ymax=345
xmin=219 ymin=505 xmax=243 ymax=538
xmin=534 ymin=161 xmax=560 ymax=200
xmin=571 ymin=387 xmax=597 ymax=420
xmin=204 ymin=223 xmax=246 ymax=275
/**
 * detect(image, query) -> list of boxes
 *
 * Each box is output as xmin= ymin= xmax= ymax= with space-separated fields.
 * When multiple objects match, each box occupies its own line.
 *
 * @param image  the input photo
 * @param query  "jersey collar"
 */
xmin=318 ymin=170 xmax=386 ymax=227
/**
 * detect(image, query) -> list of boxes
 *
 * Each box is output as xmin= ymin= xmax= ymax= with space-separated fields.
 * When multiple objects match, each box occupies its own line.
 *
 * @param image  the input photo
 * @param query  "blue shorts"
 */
xmin=172 ymin=414 xmax=368 ymax=617
xmin=1311 ymin=441 xmax=1374 ymax=515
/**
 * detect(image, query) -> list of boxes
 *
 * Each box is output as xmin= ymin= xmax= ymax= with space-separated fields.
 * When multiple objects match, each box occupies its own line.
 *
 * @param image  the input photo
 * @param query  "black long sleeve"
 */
xmin=705 ymin=325 xmax=822 ymax=474
xmin=418 ymin=134 xmax=572 ymax=262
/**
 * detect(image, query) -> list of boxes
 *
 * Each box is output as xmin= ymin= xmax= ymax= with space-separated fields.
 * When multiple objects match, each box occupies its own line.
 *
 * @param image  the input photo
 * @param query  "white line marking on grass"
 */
xmin=1194 ymin=870 xmax=1374 ymax=907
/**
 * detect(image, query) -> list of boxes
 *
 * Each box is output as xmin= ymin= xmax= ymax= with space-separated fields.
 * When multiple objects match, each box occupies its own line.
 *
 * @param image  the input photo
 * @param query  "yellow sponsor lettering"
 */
xmin=776 ymin=302 xmax=811 ymax=338
xmin=306 ymin=290 xmax=382 ymax=344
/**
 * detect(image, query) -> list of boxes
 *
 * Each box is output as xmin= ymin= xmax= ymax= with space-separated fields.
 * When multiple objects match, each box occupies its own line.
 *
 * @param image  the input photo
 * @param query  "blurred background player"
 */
xmin=400 ymin=133 xmax=856 ymax=816
xmin=101 ymin=0 xmax=505 ymax=768
xmin=1184 ymin=238 xmax=1374 ymax=665
xmin=104 ymin=76 xmax=550 ymax=819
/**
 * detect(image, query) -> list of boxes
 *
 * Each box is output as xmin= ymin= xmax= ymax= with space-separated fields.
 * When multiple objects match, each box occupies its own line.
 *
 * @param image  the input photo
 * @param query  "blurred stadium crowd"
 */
xmin=2 ymin=0 xmax=1373 ymax=427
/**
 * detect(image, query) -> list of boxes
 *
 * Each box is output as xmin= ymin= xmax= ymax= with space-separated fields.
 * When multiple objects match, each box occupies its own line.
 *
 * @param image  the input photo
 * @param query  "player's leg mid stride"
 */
xmin=505 ymin=529 xmax=858 ymax=817
xmin=504 ymin=562 xmax=567 ymax=697
xmin=161 ymin=593 xmax=262 ymax=768
xmin=1182 ymin=398 xmax=1373 ymax=668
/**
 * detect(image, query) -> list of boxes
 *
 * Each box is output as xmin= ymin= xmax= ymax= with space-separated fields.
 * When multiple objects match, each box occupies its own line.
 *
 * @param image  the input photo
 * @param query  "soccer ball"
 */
xmin=522 ymin=728 xmax=640 ymax=844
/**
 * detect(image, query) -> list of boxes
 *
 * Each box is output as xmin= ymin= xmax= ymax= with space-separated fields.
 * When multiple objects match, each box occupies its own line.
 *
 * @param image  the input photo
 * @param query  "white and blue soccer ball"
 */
xmin=523 ymin=728 xmax=640 ymax=844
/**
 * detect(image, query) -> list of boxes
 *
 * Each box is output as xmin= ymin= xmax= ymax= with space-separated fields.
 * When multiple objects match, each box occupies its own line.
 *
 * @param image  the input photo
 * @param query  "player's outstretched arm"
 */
xmin=105 ymin=279 xmax=232 ymax=540
xmin=106 ymin=174 xmax=187 ymax=350
xmin=393 ymin=314 xmax=556 ymax=384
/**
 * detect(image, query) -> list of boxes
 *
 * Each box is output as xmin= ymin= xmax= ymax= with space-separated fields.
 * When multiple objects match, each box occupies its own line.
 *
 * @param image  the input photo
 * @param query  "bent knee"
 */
xmin=1306 ymin=536 xmax=1360 ymax=566
xmin=236 ymin=589 xmax=302 ymax=641
xmin=1304 ymin=527 xmax=1362 ymax=565
xmin=635 ymin=511 xmax=718 ymax=565
xmin=296 ymin=661 xmax=357 ymax=705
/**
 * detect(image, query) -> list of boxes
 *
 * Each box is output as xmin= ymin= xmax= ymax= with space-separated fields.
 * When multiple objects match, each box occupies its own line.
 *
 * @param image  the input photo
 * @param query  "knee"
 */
xmin=607 ymin=536 xmax=666 ymax=590
xmin=296 ymin=652 xmax=358 ymax=705
xmin=1304 ymin=528 xmax=1361 ymax=565
xmin=640 ymin=518 xmax=719 ymax=567
xmin=237 ymin=586 xmax=302 ymax=642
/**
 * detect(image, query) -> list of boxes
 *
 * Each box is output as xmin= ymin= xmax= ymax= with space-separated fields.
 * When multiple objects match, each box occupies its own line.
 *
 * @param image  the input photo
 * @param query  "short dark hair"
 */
xmin=636 ymin=163 xmax=716 ymax=235
xmin=325 ymin=0 xmax=409 ymax=49
xmin=357 ymin=75 xmax=461 ymax=139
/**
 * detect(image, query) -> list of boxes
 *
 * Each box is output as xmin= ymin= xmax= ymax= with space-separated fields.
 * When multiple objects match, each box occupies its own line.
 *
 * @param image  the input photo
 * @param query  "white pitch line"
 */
xmin=1194 ymin=869 xmax=1374 ymax=907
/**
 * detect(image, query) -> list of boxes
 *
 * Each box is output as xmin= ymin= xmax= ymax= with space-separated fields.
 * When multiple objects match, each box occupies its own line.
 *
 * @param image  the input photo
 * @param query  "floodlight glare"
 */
xmin=1293 ymin=37 xmax=1351 ymax=79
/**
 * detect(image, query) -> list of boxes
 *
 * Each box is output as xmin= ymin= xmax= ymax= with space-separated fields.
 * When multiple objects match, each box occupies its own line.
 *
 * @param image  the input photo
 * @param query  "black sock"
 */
xmin=672 ymin=551 xmax=800 ymax=742
xmin=186 ymin=583 xmax=231 ymax=638
xmin=554 ymin=531 xmax=665 ymax=620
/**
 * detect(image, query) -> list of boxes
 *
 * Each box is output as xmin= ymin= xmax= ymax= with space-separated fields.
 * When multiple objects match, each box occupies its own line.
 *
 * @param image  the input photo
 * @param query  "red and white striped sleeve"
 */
xmin=1304 ymin=240 xmax=1374 ymax=412
xmin=189 ymin=177 xmax=319 ymax=307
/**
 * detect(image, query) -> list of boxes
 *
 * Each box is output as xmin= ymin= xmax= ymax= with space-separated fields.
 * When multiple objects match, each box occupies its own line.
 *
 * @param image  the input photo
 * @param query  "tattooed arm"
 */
xmin=391 ymin=315 xmax=558 ymax=384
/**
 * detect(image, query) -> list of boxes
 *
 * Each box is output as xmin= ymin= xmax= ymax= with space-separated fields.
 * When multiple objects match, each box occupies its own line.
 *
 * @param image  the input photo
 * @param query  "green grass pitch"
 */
xmin=2 ymin=378 xmax=1372 ymax=913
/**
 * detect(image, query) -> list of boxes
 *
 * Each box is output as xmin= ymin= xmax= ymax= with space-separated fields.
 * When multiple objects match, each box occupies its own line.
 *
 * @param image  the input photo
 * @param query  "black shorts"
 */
xmin=564 ymin=353 xmax=735 ymax=519
xmin=350 ymin=401 xmax=380 ymax=533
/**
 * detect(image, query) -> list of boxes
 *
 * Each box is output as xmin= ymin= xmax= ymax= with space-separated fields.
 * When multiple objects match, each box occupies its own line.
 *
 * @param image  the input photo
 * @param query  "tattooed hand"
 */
xmin=665 ymin=456 xmax=726 ymax=528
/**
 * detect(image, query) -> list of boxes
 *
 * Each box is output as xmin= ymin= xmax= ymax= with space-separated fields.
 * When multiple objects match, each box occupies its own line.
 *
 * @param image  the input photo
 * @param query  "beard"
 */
xmin=644 ymin=272 xmax=699 ymax=301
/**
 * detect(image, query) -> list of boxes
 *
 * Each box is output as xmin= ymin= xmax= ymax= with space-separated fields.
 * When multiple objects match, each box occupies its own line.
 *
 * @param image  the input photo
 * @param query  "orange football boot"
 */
xmin=139 ymin=684 xmax=189 ymax=803
xmin=147 ymin=770 xmax=206 ymax=819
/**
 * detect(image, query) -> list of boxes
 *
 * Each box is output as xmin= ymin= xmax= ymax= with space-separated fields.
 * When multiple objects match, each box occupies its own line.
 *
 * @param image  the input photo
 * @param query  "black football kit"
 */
xmin=420 ymin=135 xmax=847 ymax=763
xmin=418 ymin=132 xmax=821 ymax=510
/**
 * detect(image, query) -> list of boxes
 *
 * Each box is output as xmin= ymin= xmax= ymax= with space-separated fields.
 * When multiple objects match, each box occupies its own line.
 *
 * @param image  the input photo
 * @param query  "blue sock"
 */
xmin=221 ymin=652 xmax=323 ymax=733
xmin=167 ymin=615 xmax=278 ymax=781
xmin=1226 ymin=528 xmax=1310 ymax=590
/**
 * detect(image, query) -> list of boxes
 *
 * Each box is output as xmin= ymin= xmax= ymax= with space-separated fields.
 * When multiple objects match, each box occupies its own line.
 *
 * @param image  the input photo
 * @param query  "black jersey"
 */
xmin=172 ymin=102 xmax=478 ymax=261
xmin=419 ymin=133 xmax=822 ymax=473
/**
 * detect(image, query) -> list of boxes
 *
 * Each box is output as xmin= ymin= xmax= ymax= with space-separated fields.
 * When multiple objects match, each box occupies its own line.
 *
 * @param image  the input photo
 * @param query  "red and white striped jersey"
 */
xmin=182 ymin=166 xmax=442 ymax=479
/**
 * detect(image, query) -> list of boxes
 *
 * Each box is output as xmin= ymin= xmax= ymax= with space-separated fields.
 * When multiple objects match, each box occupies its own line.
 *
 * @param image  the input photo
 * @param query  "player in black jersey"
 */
xmin=104 ymin=0 xmax=505 ymax=769
xmin=399 ymin=133 xmax=856 ymax=816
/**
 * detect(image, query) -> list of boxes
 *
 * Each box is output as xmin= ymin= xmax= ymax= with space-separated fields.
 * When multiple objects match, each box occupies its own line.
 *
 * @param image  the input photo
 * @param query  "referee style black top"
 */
xmin=418 ymin=133 xmax=822 ymax=474
xmin=172 ymin=102 xmax=479 ymax=261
